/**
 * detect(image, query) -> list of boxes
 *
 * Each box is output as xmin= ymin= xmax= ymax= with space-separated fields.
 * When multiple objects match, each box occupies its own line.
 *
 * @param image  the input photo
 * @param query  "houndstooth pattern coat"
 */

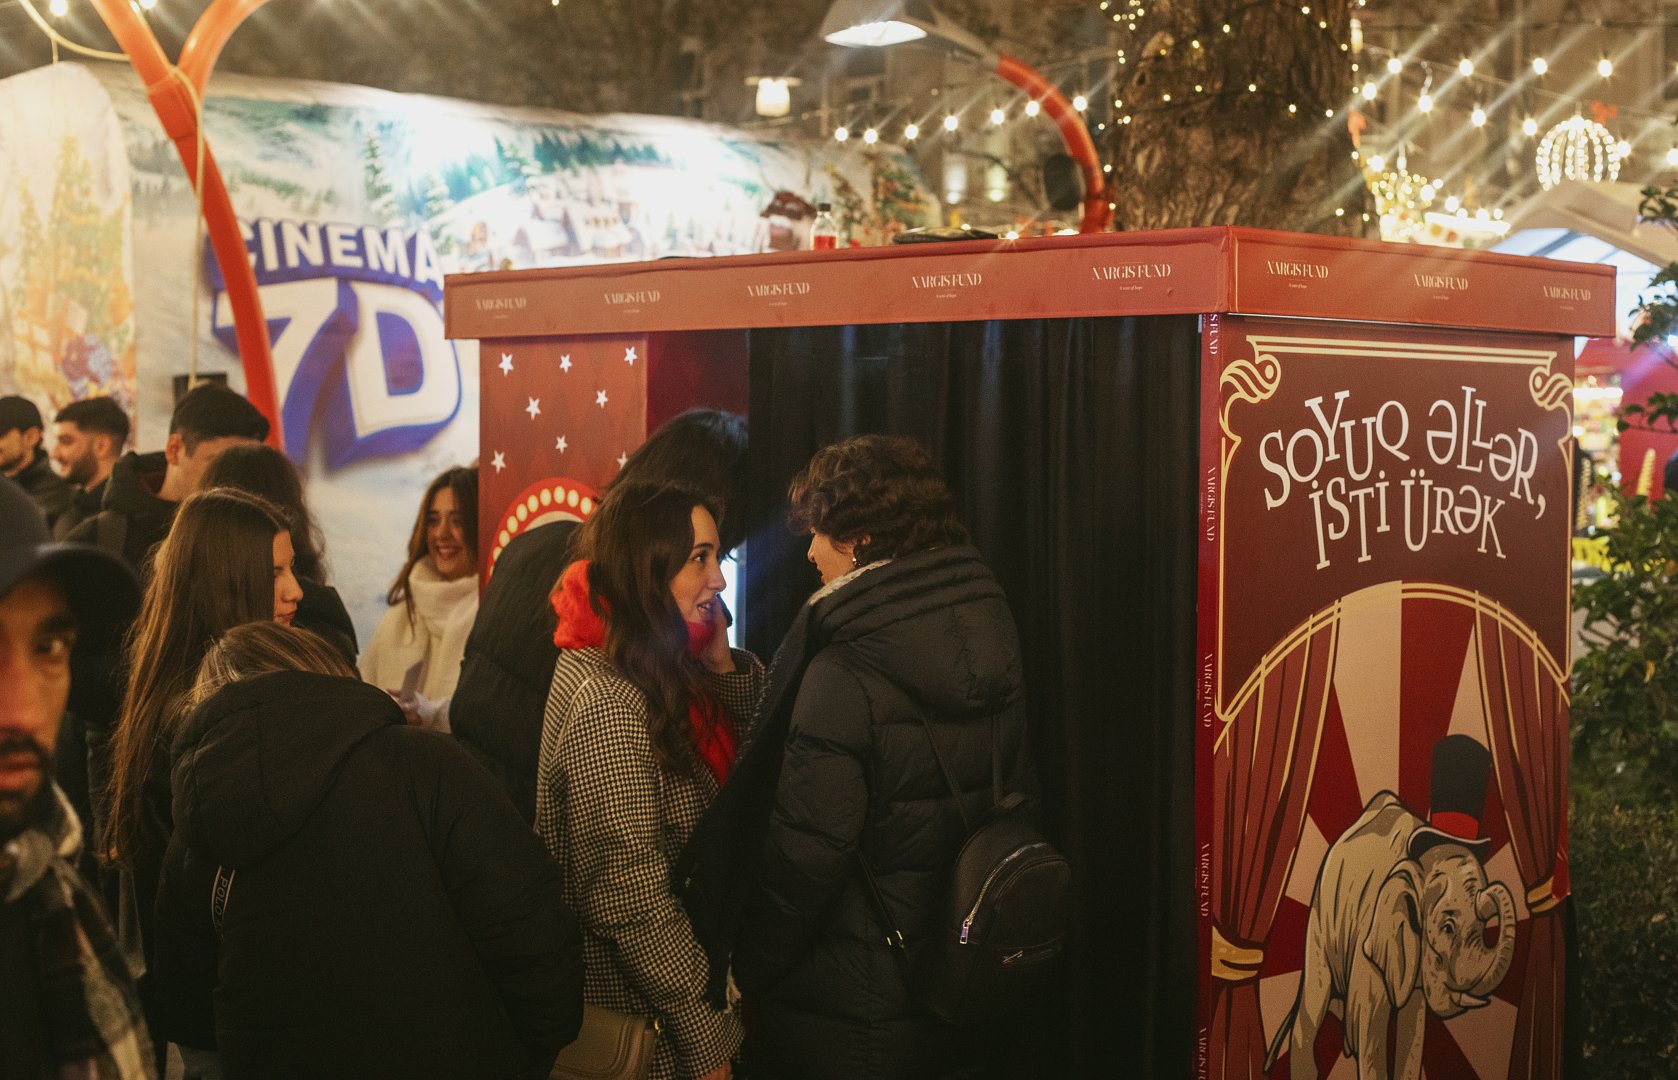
xmin=537 ymin=645 xmax=763 ymax=1080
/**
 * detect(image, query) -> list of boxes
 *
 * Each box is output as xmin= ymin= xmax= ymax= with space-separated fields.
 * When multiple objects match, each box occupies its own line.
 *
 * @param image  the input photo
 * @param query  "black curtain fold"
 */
xmin=743 ymin=315 xmax=1201 ymax=1079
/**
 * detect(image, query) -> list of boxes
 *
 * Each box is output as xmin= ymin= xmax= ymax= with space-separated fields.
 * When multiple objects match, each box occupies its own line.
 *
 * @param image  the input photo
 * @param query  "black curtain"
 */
xmin=742 ymin=315 xmax=1201 ymax=1079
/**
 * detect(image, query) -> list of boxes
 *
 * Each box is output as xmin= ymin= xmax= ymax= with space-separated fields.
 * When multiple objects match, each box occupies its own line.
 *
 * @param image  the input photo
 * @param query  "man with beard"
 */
xmin=0 ymin=395 xmax=74 ymax=529
xmin=0 ymin=476 xmax=149 ymax=1078
xmin=49 ymin=397 xmax=131 ymax=541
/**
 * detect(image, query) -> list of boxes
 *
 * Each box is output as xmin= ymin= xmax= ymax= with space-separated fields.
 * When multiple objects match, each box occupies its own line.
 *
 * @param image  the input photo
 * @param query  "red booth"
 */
xmin=446 ymin=229 xmax=1612 ymax=1080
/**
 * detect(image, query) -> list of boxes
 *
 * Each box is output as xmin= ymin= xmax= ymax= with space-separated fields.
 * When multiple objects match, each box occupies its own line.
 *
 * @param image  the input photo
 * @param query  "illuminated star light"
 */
xmin=596 ymin=390 xmax=609 ymax=408
xmin=559 ymin=354 xmax=573 ymax=373
xmin=525 ymin=397 xmax=542 ymax=419
xmin=498 ymin=353 xmax=514 ymax=375
xmin=555 ymin=435 xmax=568 ymax=453
xmin=624 ymin=346 xmax=637 ymax=365
xmin=490 ymin=451 xmax=506 ymax=473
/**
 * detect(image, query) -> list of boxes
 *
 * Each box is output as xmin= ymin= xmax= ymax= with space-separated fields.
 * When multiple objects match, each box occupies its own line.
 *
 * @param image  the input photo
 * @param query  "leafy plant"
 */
xmin=1572 ymin=489 xmax=1678 ymax=804
xmin=1571 ymin=790 xmax=1678 ymax=1077
xmin=1626 ymin=186 xmax=1678 ymax=433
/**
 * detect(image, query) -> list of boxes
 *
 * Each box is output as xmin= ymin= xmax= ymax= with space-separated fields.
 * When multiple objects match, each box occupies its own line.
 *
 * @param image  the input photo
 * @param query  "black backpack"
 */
xmin=860 ymin=711 xmax=1072 ymax=1026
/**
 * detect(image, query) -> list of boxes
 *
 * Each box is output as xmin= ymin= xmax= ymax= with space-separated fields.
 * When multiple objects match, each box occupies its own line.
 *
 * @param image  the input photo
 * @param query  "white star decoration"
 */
xmin=596 ymin=390 xmax=609 ymax=408
xmin=559 ymin=354 xmax=572 ymax=373
xmin=617 ymin=452 xmax=628 ymax=469
xmin=490 ymin=451 xmax=506 ymax=473
xmin=555 ymin=435 xmax=568 ymax=453
xmin=498 ymin=353 xmax=514 ymax=376
xmin=525 ymin=396 xmax=541 ymax=420
xmin=624 ymin=346 xmax=637 ymax=366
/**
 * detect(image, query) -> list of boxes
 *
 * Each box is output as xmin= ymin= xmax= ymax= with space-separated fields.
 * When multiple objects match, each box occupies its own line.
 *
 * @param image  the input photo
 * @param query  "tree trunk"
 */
xmin=1104 ymin=0 xmax=1370 ymax=234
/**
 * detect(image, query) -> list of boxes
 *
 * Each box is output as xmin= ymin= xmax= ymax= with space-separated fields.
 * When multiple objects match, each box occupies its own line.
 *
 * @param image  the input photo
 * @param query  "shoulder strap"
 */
xmin=210 ymin=865 xmax=235 ymax=936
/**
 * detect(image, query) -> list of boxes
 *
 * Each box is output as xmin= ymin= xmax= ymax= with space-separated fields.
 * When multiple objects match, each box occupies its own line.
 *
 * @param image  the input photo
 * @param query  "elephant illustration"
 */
xmin=1265 ymin=735 xmax=1516 ymax=1080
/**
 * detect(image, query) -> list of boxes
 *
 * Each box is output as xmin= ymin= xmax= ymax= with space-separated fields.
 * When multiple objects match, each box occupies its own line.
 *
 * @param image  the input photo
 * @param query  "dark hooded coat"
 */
xmin=150 ymin=671 xmax=583 ymax=1079
xmin=681 ymin=545 xmax=1032 ymax=1080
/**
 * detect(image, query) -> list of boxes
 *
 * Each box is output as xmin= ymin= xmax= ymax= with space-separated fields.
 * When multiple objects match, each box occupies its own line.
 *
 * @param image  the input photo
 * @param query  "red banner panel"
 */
xmin=476 ymin=335 xmax=647 ymax=579
xmin=1196 ymin=317 xmax=1573 ymax=1080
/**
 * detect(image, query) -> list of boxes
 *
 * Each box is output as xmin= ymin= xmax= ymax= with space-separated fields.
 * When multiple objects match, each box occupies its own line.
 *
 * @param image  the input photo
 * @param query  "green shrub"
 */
xmin=1572 ymin=792 xmax=1678 ymax=1077
xmin=1572 ymin=488 xmax=1678 ymax=806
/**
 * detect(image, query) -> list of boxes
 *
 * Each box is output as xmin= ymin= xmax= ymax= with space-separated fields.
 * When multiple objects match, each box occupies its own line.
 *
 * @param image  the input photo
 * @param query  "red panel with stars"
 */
xmin=477 ymin=335 xmax=647 ymax=577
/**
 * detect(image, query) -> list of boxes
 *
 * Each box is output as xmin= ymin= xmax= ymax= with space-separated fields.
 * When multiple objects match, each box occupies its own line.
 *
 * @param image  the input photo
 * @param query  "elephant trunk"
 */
xmin=1461 ymin=882 xmax=1518 ymax=1000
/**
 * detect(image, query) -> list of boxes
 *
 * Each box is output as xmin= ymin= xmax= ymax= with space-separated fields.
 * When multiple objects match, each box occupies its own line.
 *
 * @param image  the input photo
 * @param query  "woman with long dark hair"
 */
xmin=536 ymin=481 xmax=761 ymax=1080
xmin=361 ymin=466 xmax=477 ymax=702
xmin=151 ymin=623 xmax=583 ymax=1078
xmin=201 ymin=443 xmax=357 ymax=661
xmin=102 ymin=487 xmax=303 ymax=1053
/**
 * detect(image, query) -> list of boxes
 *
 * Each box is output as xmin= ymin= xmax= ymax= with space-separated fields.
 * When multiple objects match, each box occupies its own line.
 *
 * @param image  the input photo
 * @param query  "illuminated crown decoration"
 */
xmin=1536 ymin=116 xmax=1620 ymax=190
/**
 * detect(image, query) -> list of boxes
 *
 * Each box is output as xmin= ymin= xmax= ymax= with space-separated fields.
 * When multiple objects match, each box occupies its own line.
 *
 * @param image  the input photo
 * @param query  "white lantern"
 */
xmin=749 ymin=77 xmax=798 ymax=119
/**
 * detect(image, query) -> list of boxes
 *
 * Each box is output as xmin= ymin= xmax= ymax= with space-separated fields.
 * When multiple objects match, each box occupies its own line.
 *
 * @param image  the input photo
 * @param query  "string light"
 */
xmin=1072 ymin=94 xmax=1088 ymax=112
xmin=903 ymin=122 xmax=919 ymax=140
xmin=833 ymin=125 xmax=849 ymax=142
xmin=1522 ymin=116 xmax=1538 ymax=137
xmin=989 ymin=106 xmax=1005 ymax=125
xmin=1470 ymin=105 xmax=1487 ymax=127
xmin=1361 ymin=80 xmax=1378 ymax=100
xmin=1615 ymin=138 xmax=1631 ymax=159
xmin=48 ymin=0 xmax=68 ymax=14
xmin=1531 ymin=56 xmax=1548 ymax=75
xmin=863 ymin=127 xmax=878 ymax=144
xmin=1025 ymin=100 xmax=1040 ymax=117
xmin=1417 ymin=92 xmax=1433 ymax=113
xmin=1457 ymin=57 xmax=1473 ymax=76
xmin=1668 ymin=146 xmax=1678 ymax=168
xmin=1386 ymin=57 xmax=1403 ymax=74
xmin=943 ymin=113 xmax=958 ymax=132
xmin=1597 ymin=55 xmax=1613 ymax=78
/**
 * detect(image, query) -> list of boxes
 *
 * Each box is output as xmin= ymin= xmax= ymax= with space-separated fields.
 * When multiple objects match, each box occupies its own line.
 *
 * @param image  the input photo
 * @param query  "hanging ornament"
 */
xmin=1535 ymin=116 xmax=1620 ymax=189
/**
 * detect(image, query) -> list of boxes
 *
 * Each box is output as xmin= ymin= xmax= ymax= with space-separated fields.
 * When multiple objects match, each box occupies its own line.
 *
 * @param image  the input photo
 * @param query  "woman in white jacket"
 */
xmin=361 ymin=466 xmax=479 ymax=706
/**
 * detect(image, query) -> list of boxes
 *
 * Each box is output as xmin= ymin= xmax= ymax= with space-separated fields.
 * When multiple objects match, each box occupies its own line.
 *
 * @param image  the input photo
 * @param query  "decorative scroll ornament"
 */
xmin=1536 ymin=116 xmax=1620 ymax=190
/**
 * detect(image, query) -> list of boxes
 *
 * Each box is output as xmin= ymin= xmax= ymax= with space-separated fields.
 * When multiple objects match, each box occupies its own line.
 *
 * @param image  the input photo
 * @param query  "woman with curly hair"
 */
xmin=536 ymin=481 xmax=762 ymax=1080
xmin=701 ymin=434 xmax=1033 ymax=1080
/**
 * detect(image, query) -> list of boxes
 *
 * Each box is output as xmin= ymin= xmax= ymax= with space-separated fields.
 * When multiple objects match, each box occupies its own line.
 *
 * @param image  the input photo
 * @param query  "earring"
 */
xmin=851 ymin=552 xmax=858 ymax=567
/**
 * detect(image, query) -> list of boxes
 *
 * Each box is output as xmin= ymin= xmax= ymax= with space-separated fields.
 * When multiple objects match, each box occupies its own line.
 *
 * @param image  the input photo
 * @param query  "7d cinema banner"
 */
xmin=1196 ymin=315 xmax=1574 ymax=1080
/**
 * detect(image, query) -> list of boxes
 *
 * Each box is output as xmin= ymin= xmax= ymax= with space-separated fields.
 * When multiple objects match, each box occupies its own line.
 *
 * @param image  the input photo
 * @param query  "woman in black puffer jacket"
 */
xmin=722 ymin=435 xmax=1033 ymax=1080
xmin=150 ymin=623 xmax=584 ymax=1080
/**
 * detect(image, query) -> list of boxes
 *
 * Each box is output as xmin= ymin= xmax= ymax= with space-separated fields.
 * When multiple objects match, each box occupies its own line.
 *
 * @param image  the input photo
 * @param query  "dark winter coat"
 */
xmin=684 ymin=546 xmax=1031 ymax=1080
xmin=65 ymin=451 xmax=176 ymax=574
xmin=10 ymin=447 xmax=73 ymax=529
xmin=151 ymin=671 xmax=584 ymax=1079
xmin=452 ymin=520 xmax=579 ymax=822
xmin=294 ymin=578 xmax=359 ymax=664
xmin=52 ymin=477 xmax=107 ymax=541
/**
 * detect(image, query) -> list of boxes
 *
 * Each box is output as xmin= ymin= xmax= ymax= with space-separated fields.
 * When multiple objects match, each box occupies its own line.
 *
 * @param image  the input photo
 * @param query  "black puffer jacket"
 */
xmin=452 ymin=520 xmax=578 ymax=822
xmin=11 ymin=447 xmax=73 ymax=527
xmin=724 ymin=546 xmax=1031 ymax=1080
xmin=151 ymin=671 xmax=584 ymax=1079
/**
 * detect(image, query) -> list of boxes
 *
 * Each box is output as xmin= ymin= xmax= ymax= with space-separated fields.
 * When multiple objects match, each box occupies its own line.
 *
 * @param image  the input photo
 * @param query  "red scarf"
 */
xmin=551 ymin=560 xmax=736 ymax=783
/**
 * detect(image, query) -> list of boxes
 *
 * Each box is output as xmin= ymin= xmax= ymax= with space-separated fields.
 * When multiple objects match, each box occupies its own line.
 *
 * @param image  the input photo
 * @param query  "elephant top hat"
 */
xmin=1408 ymin=734 xmax=1494 ymax=859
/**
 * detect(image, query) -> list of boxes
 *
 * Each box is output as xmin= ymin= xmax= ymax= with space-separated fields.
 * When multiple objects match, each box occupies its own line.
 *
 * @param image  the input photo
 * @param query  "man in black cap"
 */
xmin=0 ymin=477 xmax=152 ymax=1079
xmin=67 ymin=382 xmax=269 ymax=573
xmin=0 ymin=395 xmax=74 ymax=529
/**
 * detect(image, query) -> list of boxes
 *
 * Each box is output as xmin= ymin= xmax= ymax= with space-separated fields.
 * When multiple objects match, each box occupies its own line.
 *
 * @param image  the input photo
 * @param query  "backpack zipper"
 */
xmin=959 ymin=842 xmax=1053 ymax=944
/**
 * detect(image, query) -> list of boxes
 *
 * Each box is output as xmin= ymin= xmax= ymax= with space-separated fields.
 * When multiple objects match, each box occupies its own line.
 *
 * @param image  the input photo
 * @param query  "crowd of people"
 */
xmin=1 ymin=385 xmax=1036 ymax=1080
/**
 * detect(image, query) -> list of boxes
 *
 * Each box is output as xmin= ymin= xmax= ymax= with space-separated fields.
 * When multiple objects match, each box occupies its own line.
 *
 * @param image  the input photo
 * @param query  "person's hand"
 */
xmin=697 ymin=1063 xmax=731 ymax=1080
xmin=700 ymin=596 xmax=735 ymax=674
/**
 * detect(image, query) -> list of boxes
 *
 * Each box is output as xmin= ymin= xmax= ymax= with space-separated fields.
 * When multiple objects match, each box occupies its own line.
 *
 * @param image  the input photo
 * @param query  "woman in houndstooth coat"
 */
xmin=536 ymin=482 xmax=763 ymax=1080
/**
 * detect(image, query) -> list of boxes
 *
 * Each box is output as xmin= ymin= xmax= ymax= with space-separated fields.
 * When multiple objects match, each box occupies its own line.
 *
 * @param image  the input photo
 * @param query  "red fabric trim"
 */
xmin=550 ymin=560 xmax=736 ymax=783
xmin=1430 ymin=811 xmax=1480 ymax=841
